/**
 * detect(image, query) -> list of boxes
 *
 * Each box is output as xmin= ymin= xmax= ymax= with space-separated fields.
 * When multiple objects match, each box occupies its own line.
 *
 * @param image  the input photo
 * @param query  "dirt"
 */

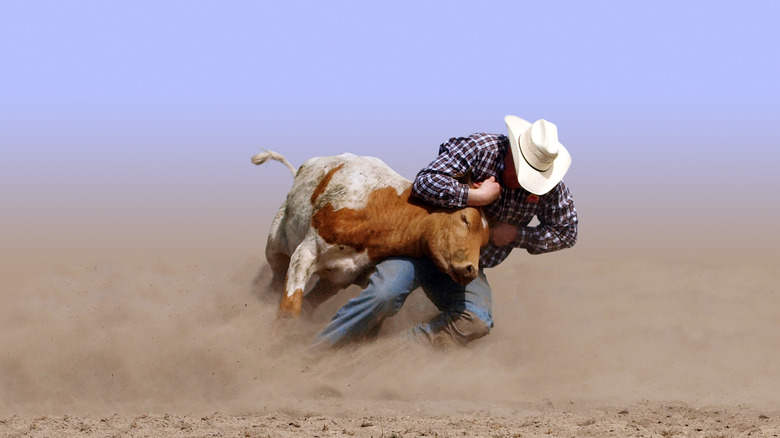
xmin=2 ymin=253 xmax=779 ymax=436
xmin=3 ymin=403 xmax=780 ymax=437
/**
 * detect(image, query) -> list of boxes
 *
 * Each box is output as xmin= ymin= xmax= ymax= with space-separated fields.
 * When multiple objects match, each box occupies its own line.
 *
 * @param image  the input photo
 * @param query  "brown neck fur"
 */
xmin=311 ymin=187 xmax=438 ymax=261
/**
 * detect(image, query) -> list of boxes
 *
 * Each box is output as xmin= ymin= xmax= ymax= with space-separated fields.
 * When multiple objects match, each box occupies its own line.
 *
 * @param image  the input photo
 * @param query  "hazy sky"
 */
xmin=2 ymin=1 xmax=779 ymax=261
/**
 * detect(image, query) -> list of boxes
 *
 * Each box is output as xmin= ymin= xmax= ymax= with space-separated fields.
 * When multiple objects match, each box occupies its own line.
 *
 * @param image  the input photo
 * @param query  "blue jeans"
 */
xmin=311 ymin=256 xmax=494 ymax=350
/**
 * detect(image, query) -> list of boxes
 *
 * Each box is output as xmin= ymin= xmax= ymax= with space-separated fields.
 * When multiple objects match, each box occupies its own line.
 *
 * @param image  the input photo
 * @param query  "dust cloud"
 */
xmin=2 ymin=246 xmax=779 ymax=417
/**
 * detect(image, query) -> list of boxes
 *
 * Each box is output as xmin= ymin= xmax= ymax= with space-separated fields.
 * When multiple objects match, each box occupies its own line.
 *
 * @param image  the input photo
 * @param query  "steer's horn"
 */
xmin=251 ymin=149 xmax=297 ymax=176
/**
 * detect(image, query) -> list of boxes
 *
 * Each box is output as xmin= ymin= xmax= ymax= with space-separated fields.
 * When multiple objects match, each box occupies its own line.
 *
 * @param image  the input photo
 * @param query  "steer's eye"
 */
xmin=460 ymin=212 xmax=470 ymax=229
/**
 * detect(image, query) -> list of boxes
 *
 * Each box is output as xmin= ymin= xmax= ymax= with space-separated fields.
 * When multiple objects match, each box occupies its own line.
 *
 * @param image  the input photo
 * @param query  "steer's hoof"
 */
xmin=270 ymin=289 xmax=304 ymax=339
xmin=271 ymin=314 xmax=299 ymax=338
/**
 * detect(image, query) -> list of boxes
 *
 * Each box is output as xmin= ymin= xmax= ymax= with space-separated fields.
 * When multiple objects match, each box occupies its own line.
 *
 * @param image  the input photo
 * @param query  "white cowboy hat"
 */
xmin=505 ymin=115 xmax=572 ymax=195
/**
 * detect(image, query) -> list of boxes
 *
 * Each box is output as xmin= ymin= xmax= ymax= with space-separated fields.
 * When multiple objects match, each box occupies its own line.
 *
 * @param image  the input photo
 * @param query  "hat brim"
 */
xmin=505 ymin=115 xmax=571 ymax=195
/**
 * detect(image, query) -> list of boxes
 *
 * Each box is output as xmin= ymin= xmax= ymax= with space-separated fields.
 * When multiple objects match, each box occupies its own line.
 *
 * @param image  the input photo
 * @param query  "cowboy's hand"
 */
xmin=490 ymin=222 xmax=517 ymax=246
xmin=467 ymin=176 xmax=501 ymax=206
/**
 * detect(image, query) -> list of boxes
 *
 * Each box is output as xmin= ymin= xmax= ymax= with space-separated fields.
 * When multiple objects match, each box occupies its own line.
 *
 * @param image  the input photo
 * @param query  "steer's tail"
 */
xmin=251 ymin=149 xmax=297 ymax=176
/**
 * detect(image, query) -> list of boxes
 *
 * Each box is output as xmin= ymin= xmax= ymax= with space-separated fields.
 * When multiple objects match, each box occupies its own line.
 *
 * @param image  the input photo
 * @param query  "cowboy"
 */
xmin=311 ymin=116 xmax=578 ymax=349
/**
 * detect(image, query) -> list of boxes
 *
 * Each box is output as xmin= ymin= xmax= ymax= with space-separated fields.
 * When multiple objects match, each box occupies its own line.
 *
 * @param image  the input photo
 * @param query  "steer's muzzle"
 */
xmin=451 ymin=263 xmax=477 ymax=285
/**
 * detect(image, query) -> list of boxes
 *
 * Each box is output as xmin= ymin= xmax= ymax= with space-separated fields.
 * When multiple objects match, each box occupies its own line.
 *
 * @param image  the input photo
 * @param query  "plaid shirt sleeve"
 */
xmin=515 ymin=181 xmax=578 ymax=255
xmin=411 ymin=137 xmax=475 ymax=208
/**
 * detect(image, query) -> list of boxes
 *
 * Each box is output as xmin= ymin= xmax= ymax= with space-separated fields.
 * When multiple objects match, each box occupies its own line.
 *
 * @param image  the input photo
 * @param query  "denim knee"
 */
xmin=370 ymin=283 xmax=409 ymax=317
xmin=363 ymin=258 xmax=419 ymax=316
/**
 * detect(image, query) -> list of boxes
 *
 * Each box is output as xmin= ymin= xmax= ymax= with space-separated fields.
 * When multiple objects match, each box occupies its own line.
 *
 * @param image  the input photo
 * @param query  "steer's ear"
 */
xmin=460 ymin=211 xmax=470 ymax=229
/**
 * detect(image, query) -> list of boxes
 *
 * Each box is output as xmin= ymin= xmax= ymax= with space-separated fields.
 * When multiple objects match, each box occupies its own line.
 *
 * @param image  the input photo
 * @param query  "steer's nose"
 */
xmin=453 ymin=263 xmax=477 ymax=284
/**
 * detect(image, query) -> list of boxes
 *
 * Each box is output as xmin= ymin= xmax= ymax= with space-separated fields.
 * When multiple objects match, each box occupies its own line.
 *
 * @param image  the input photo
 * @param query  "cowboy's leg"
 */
xmin=408 ymin=262 xmax=494 ymax=347
xmin=311 ymin=256 xmax=423 ymax=350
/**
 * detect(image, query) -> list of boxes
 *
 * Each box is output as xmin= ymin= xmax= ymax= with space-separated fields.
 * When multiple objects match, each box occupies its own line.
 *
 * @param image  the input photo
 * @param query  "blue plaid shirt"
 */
xmin=411 ymin=133 xmax=578 ymax=268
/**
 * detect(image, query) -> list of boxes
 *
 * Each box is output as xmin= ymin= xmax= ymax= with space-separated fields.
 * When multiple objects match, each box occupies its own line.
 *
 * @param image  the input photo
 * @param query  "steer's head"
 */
xmin=426 ymin=206 xmax=490 ymax=285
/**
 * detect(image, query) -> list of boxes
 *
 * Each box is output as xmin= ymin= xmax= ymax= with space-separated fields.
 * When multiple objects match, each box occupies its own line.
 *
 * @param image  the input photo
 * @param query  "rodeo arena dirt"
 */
xmin=3 ymin=247 xmax=780 ymax=437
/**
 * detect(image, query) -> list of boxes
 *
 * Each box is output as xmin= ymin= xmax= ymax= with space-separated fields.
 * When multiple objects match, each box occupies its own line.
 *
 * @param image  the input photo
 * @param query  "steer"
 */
xmin=252 ymin=150 xmax=489 ymax=326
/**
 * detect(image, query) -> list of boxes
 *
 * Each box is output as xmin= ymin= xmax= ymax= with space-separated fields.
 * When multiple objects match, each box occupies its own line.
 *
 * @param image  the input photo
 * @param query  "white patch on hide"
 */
xmin=310 ymin=154 xmax=410 ymax=211
xmin=314 ymin=237 xmax=372 ymax=285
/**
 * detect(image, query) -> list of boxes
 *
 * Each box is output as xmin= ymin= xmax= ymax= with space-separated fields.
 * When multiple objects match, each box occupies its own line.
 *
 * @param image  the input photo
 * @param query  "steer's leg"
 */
xmin=276 ymin=231 xmax=318 ymax=325
xmin=265 ymin=252 xmax=290 ymax=297
xmin=262 ymin=204 xmax=291 ymax=300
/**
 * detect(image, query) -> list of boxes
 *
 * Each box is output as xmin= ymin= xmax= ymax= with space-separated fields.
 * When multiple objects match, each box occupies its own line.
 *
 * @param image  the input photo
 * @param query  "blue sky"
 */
xmin=2 ymin=1 xmax=779 ymax=260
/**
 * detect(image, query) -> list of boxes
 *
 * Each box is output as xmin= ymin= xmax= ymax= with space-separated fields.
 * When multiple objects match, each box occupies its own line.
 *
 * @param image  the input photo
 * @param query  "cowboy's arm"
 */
xmin=516 ymin=182 xmax=578 ymax=254
xmin=412 ymin=136 xmax=478 ymax=208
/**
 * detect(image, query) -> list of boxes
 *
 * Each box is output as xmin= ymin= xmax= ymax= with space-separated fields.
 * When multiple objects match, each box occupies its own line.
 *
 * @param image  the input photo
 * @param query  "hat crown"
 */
xmin=530 ymin=119 xmax=559 ymax=159
xmin=520 ymin=119 xmax=560 ymax=172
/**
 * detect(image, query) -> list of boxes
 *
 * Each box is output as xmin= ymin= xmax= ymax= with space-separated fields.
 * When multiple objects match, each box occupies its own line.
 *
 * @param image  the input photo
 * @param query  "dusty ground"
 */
xmin=2 ymin=402 xmax=780 ymax=437
xmin=2 ymin=253 xmax=779 ymax=437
